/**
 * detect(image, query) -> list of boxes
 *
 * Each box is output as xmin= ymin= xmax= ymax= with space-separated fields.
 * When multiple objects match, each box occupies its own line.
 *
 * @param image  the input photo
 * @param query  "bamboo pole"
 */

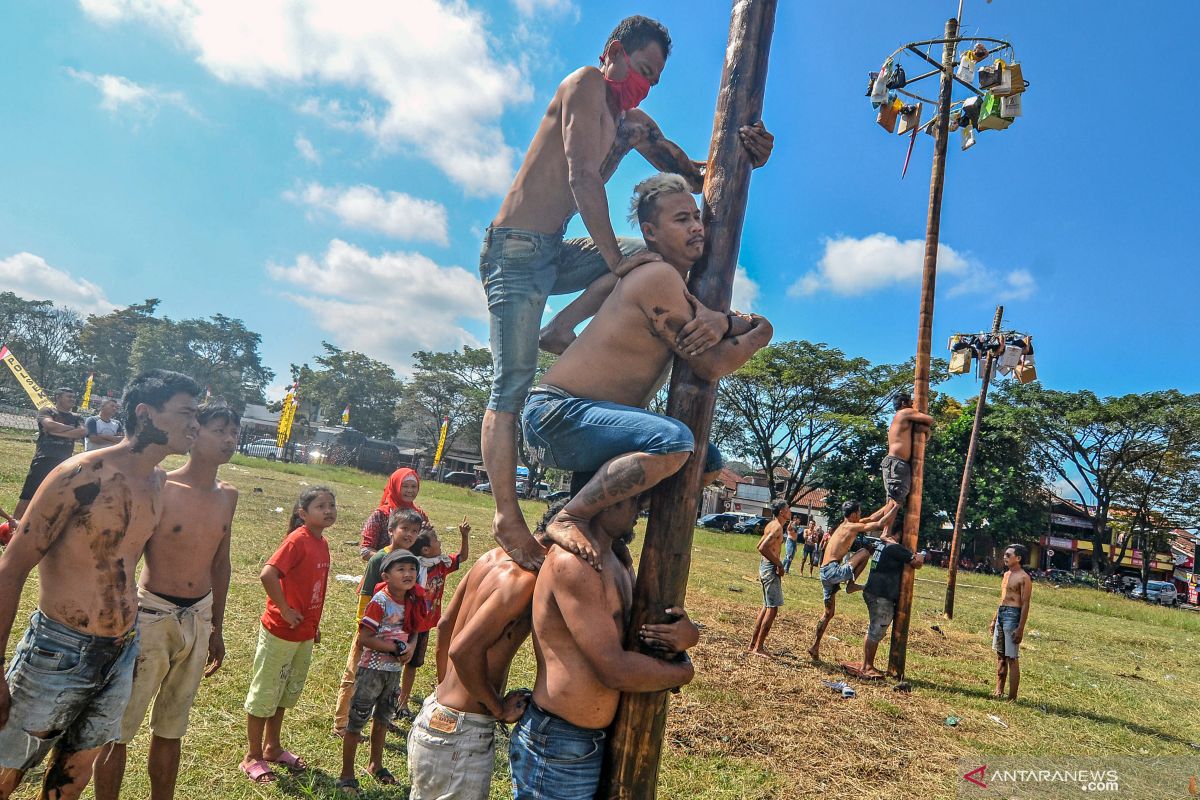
xmin=887 ymin=17 xmax=958 ymax=680
xmin=598 ymin=2 xmax=777 ymax=796
xmin=943 ymin=305 xmax=1003 ymax=618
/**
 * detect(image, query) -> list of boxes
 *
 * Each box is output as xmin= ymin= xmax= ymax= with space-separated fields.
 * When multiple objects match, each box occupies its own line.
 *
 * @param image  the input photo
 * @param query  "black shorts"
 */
xmin=408 ymin=630 xmax=430 ymax=669
xmin=19 ymin=455 xmax=67 ymax=500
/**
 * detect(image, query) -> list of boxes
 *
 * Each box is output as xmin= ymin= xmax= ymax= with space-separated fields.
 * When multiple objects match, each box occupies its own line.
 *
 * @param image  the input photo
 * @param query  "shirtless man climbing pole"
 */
xmin=808 ymin=500 xmax=897 ymax=661
xmin=877 ymin=392 xmax=934 ymax=535
xmin=521 ymin=173 xmax=773 ymax=565
xmin=480 ymin=14 xmax=773 ymax=571
xmin=0 ymin=370 xmax=201 ymax=800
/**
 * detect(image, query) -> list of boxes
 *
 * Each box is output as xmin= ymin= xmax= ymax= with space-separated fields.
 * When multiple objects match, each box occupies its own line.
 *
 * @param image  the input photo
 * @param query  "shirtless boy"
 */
xmin=510 ymin=495 xmax=698 ymax=799
xmin=0 ymin=369 xmax=200 ymax=800
xmin=808 ymin=500 xmax=896 ymax=661
xmin=94 ymin=401 xmax=240 ymax=800
xmin=877 ymin=393 xmax=934 ymax=534
xmin=990 ymin=544 xmax=1032 ymax=701
xmin=522 ymin=173 xmax=773 ymax=566
xmin=481 ymin=14 xmax=773 ymax=571
xmin=748 ymin=500 xmax=790 ymax=657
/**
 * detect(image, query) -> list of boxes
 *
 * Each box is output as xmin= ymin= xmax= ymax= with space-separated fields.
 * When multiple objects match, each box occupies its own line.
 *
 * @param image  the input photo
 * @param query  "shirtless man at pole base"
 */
xmin=990 ymin=544 xmax=1032 ymax=701
xmin=480 ymin=15 xmax=773 ymax=571
xmin=522 ymin=174 xmax=773 ymax=566
xmin=877 ymin=392 xmax=934 ymax=535
xmin=94 ymin=401 xmax=240 ymax=800
xmin=808 ymin=500 xmax=896 ymax=662
xmin=509 ymin=495 xmax=698 ymax=800
xmin=748 ymin=499 xmax=790 ymax=657
xmin=0 ymin=370 xmax=201 ymax=800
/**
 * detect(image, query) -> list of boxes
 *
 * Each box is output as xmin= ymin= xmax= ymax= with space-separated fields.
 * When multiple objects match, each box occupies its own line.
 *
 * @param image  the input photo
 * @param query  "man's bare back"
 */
xmin=438 ymin=548 xmax=535 ymax=717
xmin=142 ymin=476 xmax=236 ymax=599
xmin=887 ymin=407 xmax=933 ymax=462
xmin=21 ymin=449 xmax=165 ymax=636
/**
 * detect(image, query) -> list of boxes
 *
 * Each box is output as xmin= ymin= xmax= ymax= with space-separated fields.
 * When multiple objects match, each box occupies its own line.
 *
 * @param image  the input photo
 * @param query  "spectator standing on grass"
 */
xmin=748 ymin=500 xmax=789 ymax=657
xmin=782 ymin=517 xmax=799 ymax=574
xmin=991 ymin=544 xmax=1032 ymax=701
xmin=85 ymin=398 xmax=125 ymax=451
xmin=12 ymin=387 xmax=84 ymax=520
xmin=359 ymin=467 xmax=427 ymax=560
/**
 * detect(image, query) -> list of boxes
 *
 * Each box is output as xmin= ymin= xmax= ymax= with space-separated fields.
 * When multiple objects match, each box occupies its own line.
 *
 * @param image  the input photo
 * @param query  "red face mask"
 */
xmin=602 ymin=51 xmax=651 ymax=111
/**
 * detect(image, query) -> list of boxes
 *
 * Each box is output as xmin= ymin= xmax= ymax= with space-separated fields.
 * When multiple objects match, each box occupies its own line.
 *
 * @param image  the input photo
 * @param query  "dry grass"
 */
xmin=1 ymin=427 xmax=1196 ymax=799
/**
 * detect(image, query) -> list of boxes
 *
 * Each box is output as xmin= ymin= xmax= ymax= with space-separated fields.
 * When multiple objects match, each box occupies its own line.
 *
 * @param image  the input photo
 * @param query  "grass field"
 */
xmin=1 ymin=427 xmax=1197 ymax=799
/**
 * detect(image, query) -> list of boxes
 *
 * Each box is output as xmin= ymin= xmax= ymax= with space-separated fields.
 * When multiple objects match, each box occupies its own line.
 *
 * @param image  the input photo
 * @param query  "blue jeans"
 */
xmin=479 ymin=227 xmax=644 ymax=413
xmin=782 ymin=538 xmax=797 ymax=572
xmin=510 ymin=702 xmax=606 ymax=800
xmin=0 ymin=611 xmax=138 ymax=769
xmin=522 ymin=388 xmax=723 ymax=475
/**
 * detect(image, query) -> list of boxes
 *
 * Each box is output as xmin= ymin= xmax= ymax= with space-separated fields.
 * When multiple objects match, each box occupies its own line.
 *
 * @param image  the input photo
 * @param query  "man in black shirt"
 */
xmin=856 ymin=531 xmax=924 ymax=678
xmin=13 ymin=388 xmax=85 ymax=519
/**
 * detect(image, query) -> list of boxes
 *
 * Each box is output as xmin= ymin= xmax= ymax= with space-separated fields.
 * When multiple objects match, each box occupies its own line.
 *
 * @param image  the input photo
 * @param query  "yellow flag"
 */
xmin=276 ymin=384 xmax=298 ymax=448
xmin=80 ymin=372 xmax=95 ymax=412
xmin=341 ymin=404 xmax=350 ymax=425
xmin=0 ymin=345 xmax=52 ymax=409
xmin=432 ymin=416 xmax=450 ymax=469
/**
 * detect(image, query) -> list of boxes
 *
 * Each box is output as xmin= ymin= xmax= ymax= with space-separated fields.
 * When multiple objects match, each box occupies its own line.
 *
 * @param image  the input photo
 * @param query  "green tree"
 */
xmin=78 ymin=299 xmax=160 ymax=396
xmin=129 ymin=314 xmax=273 ymax=410
xmin=296 ymin=343 xmax=403 ymax=439
xmin=400 ymin=346 xmax=493 ymax=463
xmin=995 ymin=384 xmax=1191 ymax=576
xmin=0 ymin=293 xmax=84 ymax=403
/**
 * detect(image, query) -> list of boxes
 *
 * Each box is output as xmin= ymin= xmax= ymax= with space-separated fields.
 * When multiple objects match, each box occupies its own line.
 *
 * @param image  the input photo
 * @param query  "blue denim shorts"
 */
xmin=820 ymin=560 xmax=856 ymax=602
xmin=522 ymin=387 xmax=722 ymax=476
xmin=993 ymin=605 xmax=1022 ymax=659
xmin=509 ymin=702 xmax=606 ymax=800
xmin=0 ymin=611 xmax=138 ymax=769
xmin=479 ymin=226 xmax=644 ymax=413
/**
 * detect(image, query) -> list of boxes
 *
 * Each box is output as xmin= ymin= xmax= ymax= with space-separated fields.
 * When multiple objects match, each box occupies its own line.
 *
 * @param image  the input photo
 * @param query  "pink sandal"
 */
xmin=267 ymin=750 xmax=309 ymax=772
xmin=239 ymin=759 xmax=276 ymax=784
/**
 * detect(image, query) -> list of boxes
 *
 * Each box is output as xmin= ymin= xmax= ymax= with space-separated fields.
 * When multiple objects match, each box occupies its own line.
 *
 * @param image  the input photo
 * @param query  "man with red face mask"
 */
xmin=480 ymin=15 xmax=774 ymax=573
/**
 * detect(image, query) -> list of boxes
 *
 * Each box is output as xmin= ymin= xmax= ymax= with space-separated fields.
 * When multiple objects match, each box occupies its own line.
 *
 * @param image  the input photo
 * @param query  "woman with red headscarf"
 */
xmin=359 ymin=467 xmax=428 ymax=560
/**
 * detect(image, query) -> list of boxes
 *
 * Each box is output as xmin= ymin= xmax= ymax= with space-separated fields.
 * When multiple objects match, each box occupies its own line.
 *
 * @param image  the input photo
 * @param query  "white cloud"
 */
xmin=80 ymin=0 xmax=532 ymax=195
xmin=266 ymin=239 xmax=486 ymax=370
xmin=0 ymin=253 xmax=116 ymax=316
xmin=284 ymin=183 xmax=449 ymax=244
xmin=732 ymin=266 xmax=758 ymax=312
xmin=66 ymin=68 xmax=198 ymax=119
xmin=512 ymin=0 xmax=575 ymax=16
xmin=788 ymin=233 xmax=1033 ymax=301
xmin=294 ymin=133 xmax=319 ymax=163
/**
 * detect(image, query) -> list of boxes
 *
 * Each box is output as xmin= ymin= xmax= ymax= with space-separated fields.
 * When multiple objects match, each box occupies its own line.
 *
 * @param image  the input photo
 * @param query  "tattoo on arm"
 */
xmin=576 ymin=460 xmax=647 ymax=510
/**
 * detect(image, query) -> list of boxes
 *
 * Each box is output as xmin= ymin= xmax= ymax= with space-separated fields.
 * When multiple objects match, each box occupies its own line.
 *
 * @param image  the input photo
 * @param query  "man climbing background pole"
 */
xmin=599 ymin=1 xmax=778 ymax=796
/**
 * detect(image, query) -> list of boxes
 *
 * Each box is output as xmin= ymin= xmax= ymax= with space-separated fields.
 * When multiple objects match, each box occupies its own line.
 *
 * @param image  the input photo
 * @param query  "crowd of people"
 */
xmin=0 ymin=11 xmax=1033 ymax=800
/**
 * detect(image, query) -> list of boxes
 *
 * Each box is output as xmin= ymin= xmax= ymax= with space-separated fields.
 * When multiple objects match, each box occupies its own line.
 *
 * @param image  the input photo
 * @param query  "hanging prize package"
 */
xmin=886 ymin=64 xmax=907 ymax=90
xmin=961 ymin=125 xmax=976 ymax=151
xmin=877 ymin=96 xmax=901 ymax=133
xmin=978 ymin=60 xmax=1003 ymax=90
xmin=1000 ymin=93 xmax=1022 ymax=118
xmin=956 ymin=50 xmax=976 ymax=83
xmin=949 ymin=348 xmax=972 ymax=375
xmin=1015 ymin=336 xmax=1037 ymax=383
xmin=896 ymin=102 xmax=922 ymax=135
xmin=870 ymin=59 xmax=891 ymax=106
xmin=977 ymin=93 xmax=1013 ymax=130
xmin=992 ymin=61 xmax=1025 ymax=97
xmin=961 ymin=96 xmax=982 ymax=128
xmin=972 ymin=43 xmax=990 ymax=61
xmin=997 ymin=344 xmax=1023 ymax=376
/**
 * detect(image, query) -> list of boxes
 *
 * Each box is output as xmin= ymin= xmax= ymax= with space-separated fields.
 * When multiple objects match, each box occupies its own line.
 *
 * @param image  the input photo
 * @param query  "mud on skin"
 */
xmin=129 ymin=413 xmax=169 ymax=453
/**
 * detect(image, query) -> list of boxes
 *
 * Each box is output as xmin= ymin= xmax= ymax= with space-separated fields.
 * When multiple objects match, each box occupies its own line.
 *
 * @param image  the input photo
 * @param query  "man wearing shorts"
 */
xmin=94 ymin=401 xmax=240 ymax=800
xmin=877 ymin=393 xmax=933 ymax=535
xmin=521 ymin=174 xmax=772 ymax=569
xmin=855 ymin=529 xmax=924 ymax=678
xmin=12 ymin=388 xmax=85 ymax=520
xmin=479 ymin=15 xmax=773 ymax=572
xmin=808 ymin=500 xmax=896 ymax=661
xmin=748 ymin=500 xmax=790 ymax=657
xmin=991 ymin=544 xmax=1031 ymax=700
xmin=0 ymin=370 xmax=200 ymax=800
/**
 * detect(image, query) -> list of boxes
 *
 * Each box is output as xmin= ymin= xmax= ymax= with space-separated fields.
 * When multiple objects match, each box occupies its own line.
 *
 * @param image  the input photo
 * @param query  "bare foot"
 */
xmin=494 ymin=513 xmax=544 ymax=573
xmin=538 ymin=321 xmax=576 ymax=355
xmin=846 ymin=581 xmax=863 ymax=594
xmin=807 ymin=646 xmax=821 ymax=661
xmin=750 ymin=648 xmax=771 ymax=658
xmin=545 ymin=512 xmax=602 ymax=571
xmin=861 ymin=666 xmax=886 ymax=679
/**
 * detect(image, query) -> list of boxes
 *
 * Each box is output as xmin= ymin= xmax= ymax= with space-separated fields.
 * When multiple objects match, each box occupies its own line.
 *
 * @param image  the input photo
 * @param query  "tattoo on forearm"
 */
xmin=577 ymin=460 xmax=648 ymax=510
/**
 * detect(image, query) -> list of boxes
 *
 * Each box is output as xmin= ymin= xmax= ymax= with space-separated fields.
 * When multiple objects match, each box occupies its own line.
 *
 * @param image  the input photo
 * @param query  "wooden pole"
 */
xmin=598 ymin=2 xmax=777 ymax=796
xmin=943 ymin=305 xmax=1003 ymax=618
xmin=887 ymin=16 xmax=958 ymax=679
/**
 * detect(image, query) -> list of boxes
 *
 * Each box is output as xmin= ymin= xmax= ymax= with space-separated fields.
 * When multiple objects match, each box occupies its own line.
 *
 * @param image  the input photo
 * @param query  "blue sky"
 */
xmin=1 ymin=1 xmax=1195 ymax=401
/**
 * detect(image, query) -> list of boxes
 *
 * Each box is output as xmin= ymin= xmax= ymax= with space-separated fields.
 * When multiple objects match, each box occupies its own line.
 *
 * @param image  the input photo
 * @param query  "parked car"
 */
xmin=1131 ymin=580 xmax=1178 ymax=606
xmin=442 ymin=471 xmax=478 ymax=488
xmin=243 ymin=437 xmax=283 ymax=460
xmin=699 ymin=512 xmax=751 ymax=532
xmin=545 ymin=490 xmax=571 ymax=504
xmin=473 ymin=482 xmax=492 ymax=493
xmin=733 ymin=516 xmax=771 ymax=535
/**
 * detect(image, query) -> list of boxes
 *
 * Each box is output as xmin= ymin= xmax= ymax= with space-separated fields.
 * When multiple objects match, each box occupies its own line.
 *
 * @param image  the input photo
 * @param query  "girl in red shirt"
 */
xmin=239 ymin=486 xmax=335 ymax=785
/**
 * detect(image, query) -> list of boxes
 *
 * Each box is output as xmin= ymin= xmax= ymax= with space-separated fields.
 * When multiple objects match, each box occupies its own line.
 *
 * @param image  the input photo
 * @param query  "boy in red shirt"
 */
xmin=239 ymin=487 xmax=335 ymax=785
xmin=395 ymin=520 xmax=469 ymax=718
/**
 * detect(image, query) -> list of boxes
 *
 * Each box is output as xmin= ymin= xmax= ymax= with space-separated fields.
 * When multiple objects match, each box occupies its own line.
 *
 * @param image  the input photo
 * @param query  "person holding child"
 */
xmin=239 ymin=487 xmax=334 ymax=785
xmin=337 ymin=548 xmax=425 ymax=796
